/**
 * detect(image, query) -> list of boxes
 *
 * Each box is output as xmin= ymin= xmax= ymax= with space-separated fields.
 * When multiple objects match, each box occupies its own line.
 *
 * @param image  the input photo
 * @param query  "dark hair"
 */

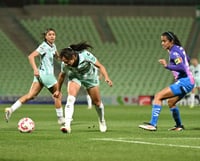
xmin=161 ymin=31 xmax=182 ymax=46
xmin=60 ymin=42 xmax=93 ymax=60
xmin=42 ymin=28 xmax=56 ymax=41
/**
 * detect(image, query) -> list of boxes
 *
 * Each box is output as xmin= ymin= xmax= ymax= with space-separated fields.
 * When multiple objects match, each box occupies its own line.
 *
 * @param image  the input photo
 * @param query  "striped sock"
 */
xmin=150 ymin=104 xmax=162 ymax=126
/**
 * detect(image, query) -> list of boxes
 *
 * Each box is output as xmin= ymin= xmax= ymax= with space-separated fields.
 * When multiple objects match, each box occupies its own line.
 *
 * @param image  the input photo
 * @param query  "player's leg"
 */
xmin=139 ymin=86 xmax=174 ymax=131
xmin=61 ymin=81 xmax=80 ymax=133
xmin=5 ymin=81 xmax=43 ymax=122
xmin=167 ymin=96 xmax=184 ymax=131
xmin=86 ymin=92 xmax=92 ymax=109
xmin=87 ymin=86 xmax=107 ymax=132
xmin=190 ymin=87 xmax=196 ymax=108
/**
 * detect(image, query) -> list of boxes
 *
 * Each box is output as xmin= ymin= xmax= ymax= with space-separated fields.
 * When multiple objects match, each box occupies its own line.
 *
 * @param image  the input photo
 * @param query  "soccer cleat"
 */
xmin=87 ymin=106 xmax=92 ymax=109
xmin=168 ymin=125 xmax=185 ymax=131
xmin=189 ymin=104 xmax=194 ymax=109
xmin=99 ymin=120 xmax=107 ymax=132
xmin=139 ymin=123 xmax=157 ymax=131
xmin=57 ymin=117 xmax=65 ymax=125
xmin=60 ymin=126 xmax=71 ymax=133
xmin=5 ymin=107 xmax=12 ymax=122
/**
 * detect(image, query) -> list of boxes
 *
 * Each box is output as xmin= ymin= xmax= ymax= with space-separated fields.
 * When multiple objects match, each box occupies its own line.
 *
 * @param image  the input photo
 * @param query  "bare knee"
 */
xmin=153 ymin=93 xmax=163 ymax=105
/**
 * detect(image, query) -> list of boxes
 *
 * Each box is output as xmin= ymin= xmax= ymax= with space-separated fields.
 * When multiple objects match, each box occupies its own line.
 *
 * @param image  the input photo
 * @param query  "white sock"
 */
xmin=86 ymin=94 xmax=92 ymax=108
xmin=95 ymin=102 xmax=105 ymax=122
xmin=65 ymin=95 xmax=76 ymax=128
xmin=56 ymin=107 xmax=63 ymax=118
xmin=11 ymin=100 xmax=22 ymax=112
xmin=190 ymin=93 xmax=195 ymax=106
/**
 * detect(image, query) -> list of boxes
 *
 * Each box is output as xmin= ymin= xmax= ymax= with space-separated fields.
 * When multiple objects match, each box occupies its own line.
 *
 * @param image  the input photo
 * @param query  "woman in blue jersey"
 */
xmin=54 ymin=42 xmax=113 ymax=133
xmin=5 ymin=28 xmax=64 ymax=125
xmin=139 ymin=31 xmax=194 ymax=131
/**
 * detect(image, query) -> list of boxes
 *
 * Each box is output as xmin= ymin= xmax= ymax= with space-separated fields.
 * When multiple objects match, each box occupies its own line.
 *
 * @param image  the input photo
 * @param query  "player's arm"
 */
xmin=165 ymin=57 xmax=185 ymax=72
xmin=53 ymin=71 xmax=66 ymax=98
xmin=159 ymin=53 xmax=185 ymax=72
xmin=57 ymin=72 xmax=66 ymax=91
xmin=28 ymin=50 xmax=39 ymax=77
xmin=94 ymin=60 xmax=113 ymax=87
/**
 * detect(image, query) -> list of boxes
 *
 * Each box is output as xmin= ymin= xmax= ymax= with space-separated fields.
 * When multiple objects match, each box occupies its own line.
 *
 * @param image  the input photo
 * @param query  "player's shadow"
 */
xmin=189 ymin=127 xmax=200 ymax=130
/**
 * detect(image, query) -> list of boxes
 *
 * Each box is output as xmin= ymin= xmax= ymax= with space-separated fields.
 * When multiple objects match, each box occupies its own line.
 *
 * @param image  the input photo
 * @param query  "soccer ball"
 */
xmin=17 ymin=117 xmax=35 ymax=133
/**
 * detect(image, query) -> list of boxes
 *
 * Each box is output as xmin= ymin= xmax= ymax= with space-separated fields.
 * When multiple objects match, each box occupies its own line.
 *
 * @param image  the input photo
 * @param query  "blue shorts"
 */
xmin=170 ymin=77 xmax=194 ymax=97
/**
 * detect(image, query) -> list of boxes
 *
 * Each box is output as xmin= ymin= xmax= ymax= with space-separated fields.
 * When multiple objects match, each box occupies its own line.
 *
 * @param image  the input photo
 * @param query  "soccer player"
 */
xmin=189 ymin=58 xmax=200 ymax=108
xmin=5 ymin=28 xmax=65 ymax=125
xmin=53 ymin=42 xmax=113 ymax=133
xmin=139 ymin=31 xmax=195 ymax=131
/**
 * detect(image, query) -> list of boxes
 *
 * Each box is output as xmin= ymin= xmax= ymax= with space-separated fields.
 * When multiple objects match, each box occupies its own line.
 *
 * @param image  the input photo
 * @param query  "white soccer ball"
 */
xmin=18 ymin=117 xmax=35 ymax=133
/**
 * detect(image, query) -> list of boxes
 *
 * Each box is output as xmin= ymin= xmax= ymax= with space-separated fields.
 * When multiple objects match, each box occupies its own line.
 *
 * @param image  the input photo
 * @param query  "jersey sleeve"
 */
xmin=166 ymin=51 xmax=185 ymax=72
xmin=36 ymin=43 xmax=46 ymax=55
xmin=83 ymin=51 xmax=97 ymax=64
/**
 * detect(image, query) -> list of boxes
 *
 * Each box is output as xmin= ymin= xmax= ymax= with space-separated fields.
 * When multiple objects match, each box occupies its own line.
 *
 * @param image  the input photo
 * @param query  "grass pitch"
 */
xmin=0 ymin=104 xmax=199 ymax=161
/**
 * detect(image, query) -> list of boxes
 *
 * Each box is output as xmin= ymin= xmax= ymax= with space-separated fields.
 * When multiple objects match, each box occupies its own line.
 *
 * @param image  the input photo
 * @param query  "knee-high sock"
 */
xmin=170 ymin=107 xmax=182 ymax=127
xmin=11 ymin=100 xmax=22 ymax=112
xmin=55 ymin=107 xmax=63 ymax=118
xmin=95 ymin=102 xmax=105 ymax=122
xmin=86 ymin=94 xmax=92 ymax=108
xmin=190 ymin=93 xmax=195 ymax=107
xmin=150 ymin=104 xmax=162 ymax=126
xmin=65 ymin=95 xmax=76 ymax=127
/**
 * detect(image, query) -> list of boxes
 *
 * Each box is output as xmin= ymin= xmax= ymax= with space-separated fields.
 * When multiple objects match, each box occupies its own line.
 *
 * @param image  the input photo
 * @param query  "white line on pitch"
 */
xmin=91 ymin=138 xmax=200 ymax=149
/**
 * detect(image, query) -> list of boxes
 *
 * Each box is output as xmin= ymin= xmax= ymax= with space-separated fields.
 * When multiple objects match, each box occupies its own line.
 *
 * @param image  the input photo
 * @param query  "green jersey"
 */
xmin=36 ymin=41 xmax=57 ymax=75
xmin=61 ymin=50 xmax=99 ymax=88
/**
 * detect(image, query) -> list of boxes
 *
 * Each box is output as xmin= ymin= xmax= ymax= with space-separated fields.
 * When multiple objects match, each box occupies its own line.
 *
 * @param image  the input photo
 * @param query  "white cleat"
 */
xmin=99 ymin=120 xmax=107 ymax=132
xmin=87 ymin=106 xmax=92 ymax=109
xmin=5 ymin=107 xmax=12 ymax=122
xmin=57 ymin=117 xmax=65 ymax=125
xmin=138 ymin=124 xmax=157 ymax=131
xmin=60 ymin=126 xmax=71 ymax=133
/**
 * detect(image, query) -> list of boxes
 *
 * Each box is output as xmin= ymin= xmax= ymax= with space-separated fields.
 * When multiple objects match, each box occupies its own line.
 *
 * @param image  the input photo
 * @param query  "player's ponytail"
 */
xmin=69 ymin=41 xmax=93 ymax=51
xmin=60 ymin=42 xmax=93 ymax=60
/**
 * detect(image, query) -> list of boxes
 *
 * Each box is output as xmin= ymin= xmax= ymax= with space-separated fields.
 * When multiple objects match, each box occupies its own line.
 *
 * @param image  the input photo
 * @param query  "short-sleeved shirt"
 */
xmin=33 ymin=41 xmax=57 ymax=88
xmin=36 ymin=41 xmax=57 ymax=75
xmin=61 ymin=50 xmax=99 ymax=88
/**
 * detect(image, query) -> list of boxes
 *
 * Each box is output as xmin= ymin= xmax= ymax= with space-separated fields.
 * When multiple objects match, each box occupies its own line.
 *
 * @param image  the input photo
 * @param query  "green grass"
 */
xmin=0 ymin=104 xmax=200 ymax=161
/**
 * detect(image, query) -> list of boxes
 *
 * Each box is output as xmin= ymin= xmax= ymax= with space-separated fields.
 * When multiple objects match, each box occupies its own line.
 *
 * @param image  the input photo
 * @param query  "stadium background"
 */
xmin=0 ymin=0 xmax=200 ymax=105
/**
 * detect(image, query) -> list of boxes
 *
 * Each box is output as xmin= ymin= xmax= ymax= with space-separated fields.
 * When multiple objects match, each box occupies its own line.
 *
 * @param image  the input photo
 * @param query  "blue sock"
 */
xmin=150 ymin=104 xmax=162 ymax=126
xmin=170 ymin=107 xmax=182 ymax=127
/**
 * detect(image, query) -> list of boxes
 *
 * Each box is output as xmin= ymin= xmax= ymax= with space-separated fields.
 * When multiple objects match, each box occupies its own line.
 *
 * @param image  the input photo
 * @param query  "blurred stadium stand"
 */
xmin=0 ymin=0 xmax=200 ymax=6
xmin=0 ymin=2 xmax=200 ymax=100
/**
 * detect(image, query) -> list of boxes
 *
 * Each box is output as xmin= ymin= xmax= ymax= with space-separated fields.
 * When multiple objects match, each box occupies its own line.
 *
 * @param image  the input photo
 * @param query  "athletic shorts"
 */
xmin=69 ymin=75 xmax=99 ymax=89
xmin=170 ymin=77 xmax=194 ymax=97
xmin=33 ymin=73 xmax=57 ymax=88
